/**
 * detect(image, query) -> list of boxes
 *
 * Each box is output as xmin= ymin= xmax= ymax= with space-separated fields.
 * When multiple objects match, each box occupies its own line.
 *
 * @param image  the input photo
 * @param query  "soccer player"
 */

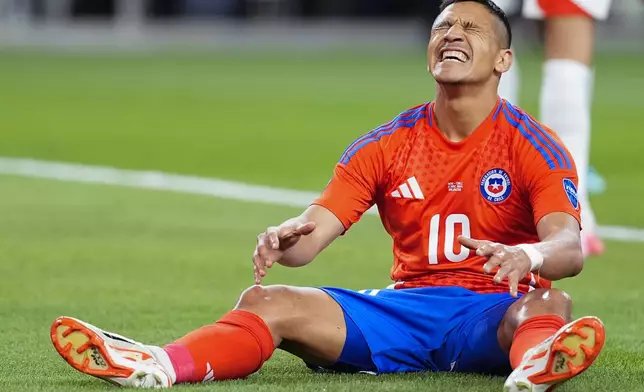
xmin=49 ymin=1 xmax=605 ymax=391
xmin=494 ymin=0 xmax=611 ymax=256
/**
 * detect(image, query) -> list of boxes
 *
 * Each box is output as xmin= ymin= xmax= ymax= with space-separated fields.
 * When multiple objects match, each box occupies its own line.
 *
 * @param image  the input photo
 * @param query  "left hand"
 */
xmin=458 ymin=236 xmax=532 ymax=297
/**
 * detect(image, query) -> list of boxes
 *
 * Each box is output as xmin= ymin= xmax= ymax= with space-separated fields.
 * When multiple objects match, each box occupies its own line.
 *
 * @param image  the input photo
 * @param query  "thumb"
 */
xmin=458 ymin=235 xmax=485 ymax=250
xmin=278 ymin=221 xmax=314 ymax=240
xmin=295 ymin=222 xmax=316 ymax=236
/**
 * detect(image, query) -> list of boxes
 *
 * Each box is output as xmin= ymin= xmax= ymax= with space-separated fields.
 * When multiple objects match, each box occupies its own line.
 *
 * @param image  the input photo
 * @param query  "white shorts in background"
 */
xmin=494 ymin=0 xmax=611 ymax=21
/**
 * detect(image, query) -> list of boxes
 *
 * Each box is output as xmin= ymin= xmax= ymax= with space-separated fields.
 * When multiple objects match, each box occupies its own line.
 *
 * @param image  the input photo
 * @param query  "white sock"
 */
xmin=147 ymin=345 xmax=177 ymax=384
xmin=540 ymin=59 xmax=596 ymax=233
xmin=498 ymin=50 xmax=520 ymax=104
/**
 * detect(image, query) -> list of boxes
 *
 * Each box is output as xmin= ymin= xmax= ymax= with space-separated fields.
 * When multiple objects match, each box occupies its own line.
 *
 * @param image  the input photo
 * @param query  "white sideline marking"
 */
xmin=0 ymin=157 xmax=318 ymax=208
xmin=596 ymin=225 xmax=644 ymax=243
xmin=1 ymin=157 xmax=643 ymax=243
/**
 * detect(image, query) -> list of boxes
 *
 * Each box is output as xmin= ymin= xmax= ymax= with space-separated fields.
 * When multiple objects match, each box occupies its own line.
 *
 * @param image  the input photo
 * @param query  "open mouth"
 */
xmin=439 ymin=49 xmax=469 ymax=63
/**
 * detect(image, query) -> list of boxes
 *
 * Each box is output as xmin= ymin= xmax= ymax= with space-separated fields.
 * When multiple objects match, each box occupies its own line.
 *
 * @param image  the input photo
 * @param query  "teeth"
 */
xmin=441 ymin=50 xmax=467 ymax=62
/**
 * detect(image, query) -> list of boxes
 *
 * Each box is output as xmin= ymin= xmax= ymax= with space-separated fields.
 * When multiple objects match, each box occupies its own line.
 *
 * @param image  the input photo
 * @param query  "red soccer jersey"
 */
xmin=313 ymin=98 xmax=581 ymax=294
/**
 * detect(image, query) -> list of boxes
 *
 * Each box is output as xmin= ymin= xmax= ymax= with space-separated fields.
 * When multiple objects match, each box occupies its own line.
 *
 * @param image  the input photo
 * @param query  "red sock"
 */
xmin=163 ymin=310 xmax=275 ymax=383
xmin=509 ymin=315 xmax=566 ymax=369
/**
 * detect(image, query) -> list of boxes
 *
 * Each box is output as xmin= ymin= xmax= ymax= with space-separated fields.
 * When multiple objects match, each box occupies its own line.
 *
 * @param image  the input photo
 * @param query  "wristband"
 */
xmin=515 ymin=243 xmax=544 ymax=271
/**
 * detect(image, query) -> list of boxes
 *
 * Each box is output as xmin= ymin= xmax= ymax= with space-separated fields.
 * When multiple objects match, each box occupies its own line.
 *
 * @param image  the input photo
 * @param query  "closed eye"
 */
xmin=462 ymin=21 xmax=479 ymax=30
xmin=434 ymin=21 xmax=451 ymax=31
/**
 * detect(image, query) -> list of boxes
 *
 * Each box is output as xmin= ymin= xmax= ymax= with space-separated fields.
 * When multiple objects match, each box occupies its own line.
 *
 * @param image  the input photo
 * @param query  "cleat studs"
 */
xmin=62 ymin=327 xmax=74 ymax=338
xmin=573 ymin=328 xmax=589 ymax=340
xmin=76 ymin=342 xmax=91 ymax=354
xmin=566 ymin=360 xmax=583 ymax=374
xmin=580 ymin=344 xmax=594 ymax=357
xmin=553 ymin=343 xmax=577 ymax=357
xmin=62 ymin=342 xmax=73 ymax=354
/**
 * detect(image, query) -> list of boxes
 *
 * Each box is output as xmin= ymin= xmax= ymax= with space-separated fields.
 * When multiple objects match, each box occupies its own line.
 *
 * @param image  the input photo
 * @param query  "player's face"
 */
xmin=428 ymin=2 xmax=511 ymax=85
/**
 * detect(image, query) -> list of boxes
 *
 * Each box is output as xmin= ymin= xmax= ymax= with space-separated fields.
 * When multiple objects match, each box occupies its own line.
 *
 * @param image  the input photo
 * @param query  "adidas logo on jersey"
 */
xmin=391 ymin=177 xmax=424 ymax=200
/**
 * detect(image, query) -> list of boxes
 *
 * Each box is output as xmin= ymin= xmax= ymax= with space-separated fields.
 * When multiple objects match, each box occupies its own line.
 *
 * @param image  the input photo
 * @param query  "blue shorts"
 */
xmin=315 ymin=286 xmax=520 ymax=376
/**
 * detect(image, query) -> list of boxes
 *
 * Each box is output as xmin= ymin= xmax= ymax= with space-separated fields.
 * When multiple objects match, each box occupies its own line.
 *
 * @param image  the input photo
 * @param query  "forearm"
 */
xmin=532 ymin=227 xmax=583 ymax=280
xmin=277 ymin=206 xmax=345 ymax=268
xmin=277 ymin=216 xmax=323 ymax=267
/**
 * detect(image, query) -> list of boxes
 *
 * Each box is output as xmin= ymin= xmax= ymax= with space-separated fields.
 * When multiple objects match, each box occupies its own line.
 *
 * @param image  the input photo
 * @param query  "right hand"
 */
xmin=253 ymin=221 xmax=316 ymax=284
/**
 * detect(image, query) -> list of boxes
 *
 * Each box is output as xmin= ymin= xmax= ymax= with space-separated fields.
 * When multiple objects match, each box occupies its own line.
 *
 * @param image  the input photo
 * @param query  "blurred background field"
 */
xmin=1 ymin=1 xmax=644 ymax=391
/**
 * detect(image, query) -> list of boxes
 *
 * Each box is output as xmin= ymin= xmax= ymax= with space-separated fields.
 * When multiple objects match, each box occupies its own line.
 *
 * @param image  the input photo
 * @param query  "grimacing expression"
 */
xmin=428 ymin=2 xmax=509 ymax=85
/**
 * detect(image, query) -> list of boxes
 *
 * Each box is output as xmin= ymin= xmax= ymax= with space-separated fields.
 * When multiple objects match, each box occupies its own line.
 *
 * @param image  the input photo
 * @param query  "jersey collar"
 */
xmin=426 ymin=97 xmax=502 ymax=153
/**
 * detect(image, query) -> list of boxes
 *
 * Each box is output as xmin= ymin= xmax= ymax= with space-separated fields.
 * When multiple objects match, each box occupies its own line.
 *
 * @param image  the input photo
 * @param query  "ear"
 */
xmin=494 ymin=48 xmax=513 ymax=74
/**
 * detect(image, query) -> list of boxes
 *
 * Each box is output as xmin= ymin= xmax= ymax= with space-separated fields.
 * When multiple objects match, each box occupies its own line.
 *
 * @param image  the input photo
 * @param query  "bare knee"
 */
xmin=235 ymin=285 xmax=297 ymax=315
xmin=234 ymin=285 xmax=310 ymax=337
xmin=498 ymin=288 xmax=573 ymax=351
xmin=234 ymin=285 xmax=345 ymax=353
xmin=509 ymin=288 xmax=573 ymax=326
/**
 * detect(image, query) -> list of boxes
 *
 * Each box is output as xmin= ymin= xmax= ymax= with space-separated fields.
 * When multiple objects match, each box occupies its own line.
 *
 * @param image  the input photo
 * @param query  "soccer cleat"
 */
xmin=503 ymin=316 xmax=605 ymax=392
xmin=50 ymin=316 xmax=174 ymax=388
xmin=582 ymin=232 xmax=605 ymax=257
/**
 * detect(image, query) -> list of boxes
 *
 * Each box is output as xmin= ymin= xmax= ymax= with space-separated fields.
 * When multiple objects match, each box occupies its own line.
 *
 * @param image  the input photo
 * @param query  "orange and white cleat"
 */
xmin=504 ymin=316 xmax=605 ymax=392
xmin=50 ymin=316 xmax=176 ymax=388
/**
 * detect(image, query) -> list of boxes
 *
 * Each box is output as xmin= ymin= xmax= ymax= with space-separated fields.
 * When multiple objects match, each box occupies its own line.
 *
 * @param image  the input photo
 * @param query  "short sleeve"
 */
xmin=517 ymin=123 xmax=582 ymax=228
xmin=312 ymin=141 xmax=385 ymax=231
xmin=529 ymin=167 xmax=581 ymax=227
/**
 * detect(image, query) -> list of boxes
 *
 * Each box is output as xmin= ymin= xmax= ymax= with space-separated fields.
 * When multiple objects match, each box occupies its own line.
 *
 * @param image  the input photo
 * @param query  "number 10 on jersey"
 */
xmin=428 ymin=214 xmax=471 ymax=264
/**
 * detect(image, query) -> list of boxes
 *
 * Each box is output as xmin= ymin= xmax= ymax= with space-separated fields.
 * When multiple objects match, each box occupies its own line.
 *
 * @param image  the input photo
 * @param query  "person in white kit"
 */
xmin=493 ymin=0 xmax=612 ymax=257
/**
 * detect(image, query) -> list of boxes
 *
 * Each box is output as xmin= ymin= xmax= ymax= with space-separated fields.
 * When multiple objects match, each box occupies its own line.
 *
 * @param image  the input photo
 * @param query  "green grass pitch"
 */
xmin=0 ymin=50 xmax=643 ymax=391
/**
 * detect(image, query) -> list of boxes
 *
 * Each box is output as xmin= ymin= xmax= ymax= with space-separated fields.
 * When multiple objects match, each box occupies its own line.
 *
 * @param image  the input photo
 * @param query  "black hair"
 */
xmin=439 ymin=0 xmax=512 ymax=48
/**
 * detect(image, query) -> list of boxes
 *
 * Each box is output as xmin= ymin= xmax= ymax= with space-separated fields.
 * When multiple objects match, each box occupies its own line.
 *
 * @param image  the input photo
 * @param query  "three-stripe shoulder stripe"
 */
xmin=525 ymin=114 xmax=572 ymax=170
xmin=501 ymin=103 xmax=555 ymax=169
xmin=501 ymin=101 xmax=572 ymax=170
xmin=492 ymin=100 xmax=503 ymax=120
xmin=507 ymin=102 xmax=572 ymax=169
xmin=339 ymin=104 xmax=428 ymax=165
xmin=428 ymin=102 xmax=435 ymax=126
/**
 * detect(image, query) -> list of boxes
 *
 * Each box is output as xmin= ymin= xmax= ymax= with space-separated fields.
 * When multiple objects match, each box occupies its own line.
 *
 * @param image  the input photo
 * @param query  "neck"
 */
xmin=433 ymin=83 xmax=499 ymax=142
